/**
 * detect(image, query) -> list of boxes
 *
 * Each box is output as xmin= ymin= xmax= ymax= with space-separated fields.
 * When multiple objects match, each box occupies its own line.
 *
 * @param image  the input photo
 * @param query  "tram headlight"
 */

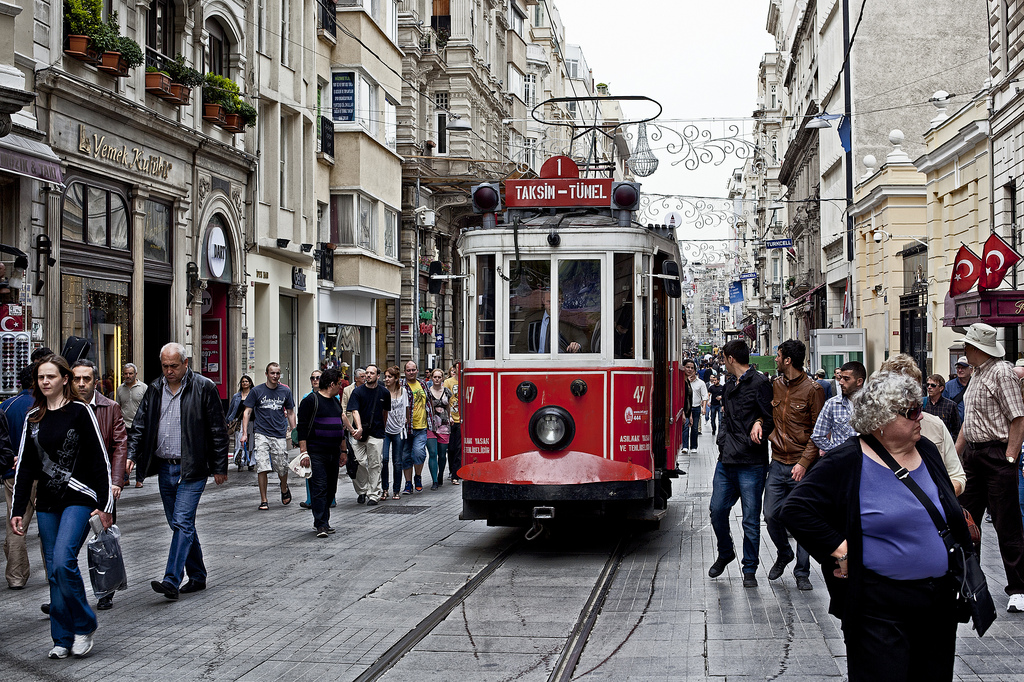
xmin=528 ymin=406 xmax=575 ymax=451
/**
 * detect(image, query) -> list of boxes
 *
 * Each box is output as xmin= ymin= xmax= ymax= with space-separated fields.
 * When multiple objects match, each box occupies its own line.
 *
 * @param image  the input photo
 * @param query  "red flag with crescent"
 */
xmin=979 ymin=233 xmax=1022 ymax=290
xmin=949 ymin=244 xmax=982 ymax=297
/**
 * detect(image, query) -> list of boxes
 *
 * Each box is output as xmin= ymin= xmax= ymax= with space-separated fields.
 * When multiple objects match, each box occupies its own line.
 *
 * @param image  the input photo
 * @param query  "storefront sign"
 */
xmin=951 ymin=289 xmax=1024 ymax=326
xmin=0 ymin=145 xmax=63 ymax=184
xmin=332 ymin=73 xmax=355 ymax=122
xmin=77 ymin=124 xmax=173 ymax=179
xmin=206 ymin=225 xmax=227 ymax=278
xmin=765 ymin=239 xmax=793 ymax=249
xmin=292 ymin=267 xmax=306 ymax=291
xmin=435 ymin=333 xmax=444 ymax=349
xmin=200 ymin=318 xmax=222 ymax=384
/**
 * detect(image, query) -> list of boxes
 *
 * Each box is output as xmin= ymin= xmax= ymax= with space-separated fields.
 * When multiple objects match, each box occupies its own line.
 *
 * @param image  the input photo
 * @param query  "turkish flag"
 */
xmin=949 ymin=245 xmax=982 ymax=297
xmin=979 ymin=233 xmax=1023 ymax=290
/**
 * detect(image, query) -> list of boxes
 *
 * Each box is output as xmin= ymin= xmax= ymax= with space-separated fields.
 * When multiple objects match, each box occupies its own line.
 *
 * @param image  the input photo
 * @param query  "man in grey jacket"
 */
xmin=126 ymin=343 xmax=228 ymax=601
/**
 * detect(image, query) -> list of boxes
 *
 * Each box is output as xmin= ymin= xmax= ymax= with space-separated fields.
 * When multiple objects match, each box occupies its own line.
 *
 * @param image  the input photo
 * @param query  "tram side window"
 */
xmin=641 ymin=254 xmax=651 ymax=360
xmin=508 ymin=260 xmax=552 ymax=353
xmin=557 ymin=259 xmax=600 ymax=354
xmin=476 ymin=255 xmax=496 ymax=360
xmin=613 ymin=254 xmax=634 ymax=359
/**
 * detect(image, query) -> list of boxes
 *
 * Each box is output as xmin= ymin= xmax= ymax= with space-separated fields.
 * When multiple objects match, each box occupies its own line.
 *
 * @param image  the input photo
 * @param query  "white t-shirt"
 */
xmin=690 ymin=377 xmax=709 ymax=406
xmin=385 ymin=389 xmax=408 ymax=435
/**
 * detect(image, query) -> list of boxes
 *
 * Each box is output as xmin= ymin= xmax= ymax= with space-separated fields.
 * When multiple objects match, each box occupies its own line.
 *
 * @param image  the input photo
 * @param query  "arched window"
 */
xmin=62 ymin=181 xmax=129 ymax=250
xmin=771 ymin=136 xmax=778 ymax=163
xmin=205 ymin=18 xmax=228 ymax=76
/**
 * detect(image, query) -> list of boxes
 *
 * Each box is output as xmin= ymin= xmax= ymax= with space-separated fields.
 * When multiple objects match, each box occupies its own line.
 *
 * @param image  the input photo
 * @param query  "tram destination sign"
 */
xmin=505 ymin=178 xmax=613 ymax=208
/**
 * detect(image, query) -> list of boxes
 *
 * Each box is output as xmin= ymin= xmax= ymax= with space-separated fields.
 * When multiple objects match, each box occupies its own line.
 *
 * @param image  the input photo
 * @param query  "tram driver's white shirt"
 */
xmin=538 ymin=312 xmax=549 ymax=353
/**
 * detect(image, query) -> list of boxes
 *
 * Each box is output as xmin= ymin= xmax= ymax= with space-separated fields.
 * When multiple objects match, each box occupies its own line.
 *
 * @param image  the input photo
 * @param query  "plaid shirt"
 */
xmin=962 ymin=358 xmax=1024 ymax=444
xmin=922 ymin=395 xmax=962 ymax=440
xmin=155 ymin=380 xmax=183 ymax=459
xmin=811 ymin=394 xmax=857 ymax=452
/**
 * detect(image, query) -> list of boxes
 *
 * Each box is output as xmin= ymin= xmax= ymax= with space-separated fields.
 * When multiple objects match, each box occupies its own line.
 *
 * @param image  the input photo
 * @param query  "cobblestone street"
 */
xmin=2 ymin=433 xmax=1024 ymax=681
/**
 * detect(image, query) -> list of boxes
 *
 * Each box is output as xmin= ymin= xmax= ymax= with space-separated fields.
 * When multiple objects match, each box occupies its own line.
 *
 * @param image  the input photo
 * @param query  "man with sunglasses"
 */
xmin=955 ymin=323 xmax=1024 ymax=613
xmin=923 ymin=373 xmax=961 ymax=440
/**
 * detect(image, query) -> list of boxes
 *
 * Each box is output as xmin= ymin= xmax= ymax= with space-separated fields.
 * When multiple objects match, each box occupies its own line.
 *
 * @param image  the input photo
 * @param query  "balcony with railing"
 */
xmin=318 ymin=245 xmax=335 ymax=281
xmin=317 ymin=0 xmax=337 ymax=42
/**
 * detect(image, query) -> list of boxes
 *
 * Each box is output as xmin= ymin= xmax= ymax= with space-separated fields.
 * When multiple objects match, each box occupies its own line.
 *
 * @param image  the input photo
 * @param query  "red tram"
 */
xmin=450 ymin=156 xmax=686 ymax=530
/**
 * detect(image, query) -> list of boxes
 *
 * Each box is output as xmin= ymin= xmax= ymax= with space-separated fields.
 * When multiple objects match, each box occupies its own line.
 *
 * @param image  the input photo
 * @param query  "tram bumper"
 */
xmin=458 ymin=450 xmax=661 ymax=524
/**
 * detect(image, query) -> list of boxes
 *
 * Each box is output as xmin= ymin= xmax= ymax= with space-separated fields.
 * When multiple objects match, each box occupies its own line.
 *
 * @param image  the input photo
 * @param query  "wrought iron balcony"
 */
xmin=318 ymin=115 xmax=334 ymax=158
xmin=317 ymin=0 xmax=337 ymax=40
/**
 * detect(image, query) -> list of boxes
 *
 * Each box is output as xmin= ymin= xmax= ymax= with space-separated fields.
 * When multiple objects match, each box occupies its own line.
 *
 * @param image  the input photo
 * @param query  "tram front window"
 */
xmin=509 ymin=260 xmax=552 ymax=353
xmin=613 ymin=253 xmax=634 ymax=359
xmin=558 ymin=259 xmax=600 ymax=353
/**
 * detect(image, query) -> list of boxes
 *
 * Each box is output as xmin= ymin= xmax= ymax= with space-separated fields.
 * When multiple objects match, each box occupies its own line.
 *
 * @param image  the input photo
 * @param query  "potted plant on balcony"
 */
xmin=221 ymin=98 xmax=246 ymax=133
xmin=202 ymin=72 xmax=237 ymax=124
xmin=64 ymin=0 xmax=102 ymax=62
xmin=93 ymin=14 xmax=143 ymax=77
xmin=145 ymin=67 xmax=172 ymax=96
xmin=163 ymin=54 xmax=204 ymax=105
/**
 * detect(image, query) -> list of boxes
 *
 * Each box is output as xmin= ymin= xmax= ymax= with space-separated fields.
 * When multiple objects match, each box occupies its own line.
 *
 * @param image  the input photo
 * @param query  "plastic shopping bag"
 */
xmin=87 ymin=517 xmax=128 ymax=599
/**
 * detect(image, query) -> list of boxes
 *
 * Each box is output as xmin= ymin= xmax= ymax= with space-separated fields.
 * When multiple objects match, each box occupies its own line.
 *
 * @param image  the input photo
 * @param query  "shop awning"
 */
xmin=946 ymin=288 xmax=1024 ymax=327
xmin=0 ymin=133 xmax=63 ymax=184
xmin=783 ymin=282 xmax=826 ymax=309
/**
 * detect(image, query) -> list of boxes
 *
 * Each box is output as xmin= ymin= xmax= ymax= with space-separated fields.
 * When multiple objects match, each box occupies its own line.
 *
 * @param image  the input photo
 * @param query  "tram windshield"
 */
xmin=507 ymin=258 xmax=602 ymax=355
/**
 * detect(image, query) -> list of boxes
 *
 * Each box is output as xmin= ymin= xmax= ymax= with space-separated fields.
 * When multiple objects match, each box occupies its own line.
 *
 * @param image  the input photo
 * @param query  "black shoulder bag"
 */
xmin=868 ymin=436 xmax=997 ymax=637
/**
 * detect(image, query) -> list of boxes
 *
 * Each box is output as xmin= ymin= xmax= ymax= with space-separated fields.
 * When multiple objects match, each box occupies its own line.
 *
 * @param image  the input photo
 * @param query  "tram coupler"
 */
xmin=533 ymin=506 xmax=555 ymax=520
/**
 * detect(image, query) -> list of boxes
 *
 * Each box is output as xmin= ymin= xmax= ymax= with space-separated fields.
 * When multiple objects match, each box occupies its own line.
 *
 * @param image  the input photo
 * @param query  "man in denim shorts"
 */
xmin=241 ymin=362 xmax=296 ymax=510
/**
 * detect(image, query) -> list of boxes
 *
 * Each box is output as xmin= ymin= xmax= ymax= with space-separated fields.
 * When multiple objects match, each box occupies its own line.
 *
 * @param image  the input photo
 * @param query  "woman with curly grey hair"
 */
xmin=782 ymin=370 xmax=976 ymax=681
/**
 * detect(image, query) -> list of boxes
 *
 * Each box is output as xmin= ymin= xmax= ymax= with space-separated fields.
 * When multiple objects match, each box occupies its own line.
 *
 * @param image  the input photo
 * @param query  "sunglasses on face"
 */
xmin=898 ymin=405 xmax=923 ymax=421
xmin=926 ymin=382 xmax=939 ymax=388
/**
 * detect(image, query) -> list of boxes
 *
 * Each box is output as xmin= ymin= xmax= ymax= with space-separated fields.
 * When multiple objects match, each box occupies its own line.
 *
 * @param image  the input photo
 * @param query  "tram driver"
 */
xmin=511 ymin=288 xmax=588 ymax=354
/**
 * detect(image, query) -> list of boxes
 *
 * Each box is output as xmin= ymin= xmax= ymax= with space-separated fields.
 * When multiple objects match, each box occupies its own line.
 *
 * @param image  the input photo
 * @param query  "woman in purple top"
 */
xmin=296 ymin=368 xmax=347 ymax=537
xmin=782 ymin=371 xmax=975 ymax=682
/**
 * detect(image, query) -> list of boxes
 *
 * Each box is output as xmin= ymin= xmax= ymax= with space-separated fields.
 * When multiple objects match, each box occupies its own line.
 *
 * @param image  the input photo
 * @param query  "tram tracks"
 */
xmin=353 ymin=532 xmax=633 ymax=682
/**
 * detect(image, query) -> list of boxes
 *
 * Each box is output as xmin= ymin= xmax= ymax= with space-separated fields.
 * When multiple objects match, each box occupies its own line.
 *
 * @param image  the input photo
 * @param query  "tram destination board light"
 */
xmin=471 ymin=182 xmax=502 ymax=230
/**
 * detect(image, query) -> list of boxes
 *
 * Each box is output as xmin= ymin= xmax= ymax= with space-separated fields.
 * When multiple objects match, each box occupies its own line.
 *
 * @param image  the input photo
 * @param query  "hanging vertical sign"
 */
xmin=332 ymin=72 xmax=355 ymax=122
xmin=728 ymin=281 xmax=744 ymax=304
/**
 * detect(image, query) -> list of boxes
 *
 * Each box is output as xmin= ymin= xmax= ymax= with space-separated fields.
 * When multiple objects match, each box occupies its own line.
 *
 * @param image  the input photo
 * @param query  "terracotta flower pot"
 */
xmin=202 ymin=102 xmax=226 ymax=124
xmin=97 ymin=51 xmax=129 ymax=77
xmin=145 ymin=71 xmax=172 ymax=96
xmin=65 ymin=35 xmax=100 ymax=63
xmin=219 ymin=113 xmax=246 ymax=133
xmin=167 ymin=83 xmax=191 ymax=105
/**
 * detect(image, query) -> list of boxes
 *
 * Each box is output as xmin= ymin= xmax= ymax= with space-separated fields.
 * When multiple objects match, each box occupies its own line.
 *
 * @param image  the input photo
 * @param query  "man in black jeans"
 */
xmin=709 ymin=340 xmax=774 ymax=588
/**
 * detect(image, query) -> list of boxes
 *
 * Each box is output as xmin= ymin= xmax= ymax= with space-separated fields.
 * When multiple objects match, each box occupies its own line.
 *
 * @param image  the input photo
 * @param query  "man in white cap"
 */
xmin=943 ymin=355 xmax=973 ymax=423
xmin=954 ymin=323 xmax=1024 ymax=612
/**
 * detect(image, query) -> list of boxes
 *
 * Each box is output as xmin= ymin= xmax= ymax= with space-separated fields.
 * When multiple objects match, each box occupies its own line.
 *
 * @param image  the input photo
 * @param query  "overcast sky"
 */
xmin=552 ymin=0 xmax=776 ymax=252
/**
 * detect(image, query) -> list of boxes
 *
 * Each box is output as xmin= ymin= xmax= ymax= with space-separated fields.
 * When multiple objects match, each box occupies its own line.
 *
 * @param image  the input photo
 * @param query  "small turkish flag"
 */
xmin=949 ymin=245 xmax=982 ymax=297
xmin=979 ymin=233 xmax=1022 ymax=290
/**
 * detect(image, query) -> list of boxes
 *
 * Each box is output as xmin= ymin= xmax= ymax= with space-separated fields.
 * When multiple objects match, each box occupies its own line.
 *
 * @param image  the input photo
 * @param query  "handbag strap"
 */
xmin=863 ymin=435 xmax=952 ymax=543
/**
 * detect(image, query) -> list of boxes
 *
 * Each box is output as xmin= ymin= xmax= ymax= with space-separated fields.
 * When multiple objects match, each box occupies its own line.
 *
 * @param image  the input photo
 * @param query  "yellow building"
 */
xmin=913 ymin=95 xmax=990 ymax=375
xmin=850 ymin=132 xmax=927 ymax=372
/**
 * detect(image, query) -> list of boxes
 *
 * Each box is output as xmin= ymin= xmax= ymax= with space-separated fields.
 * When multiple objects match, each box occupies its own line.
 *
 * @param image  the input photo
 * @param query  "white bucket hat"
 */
xmin=961 ymin=323 xmax=1005 ymax=358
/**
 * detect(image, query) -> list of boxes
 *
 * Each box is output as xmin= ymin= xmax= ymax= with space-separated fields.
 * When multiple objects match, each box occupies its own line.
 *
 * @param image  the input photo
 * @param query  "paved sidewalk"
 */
xmin=0 ymin=432 xmax=1023 ymax=680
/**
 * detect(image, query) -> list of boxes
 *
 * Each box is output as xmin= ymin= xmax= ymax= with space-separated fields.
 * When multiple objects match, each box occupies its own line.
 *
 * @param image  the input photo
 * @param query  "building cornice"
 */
xmin=912 ymin=121 xmax=989 ymax=176
xmin=850 ymin=183 xmax=927 ymax=218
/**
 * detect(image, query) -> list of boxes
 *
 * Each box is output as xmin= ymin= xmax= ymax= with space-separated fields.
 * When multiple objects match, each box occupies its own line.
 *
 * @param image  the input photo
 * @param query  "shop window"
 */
xmin=144 ymin=199 xmax=172 ymax=262
xmin=62 ymin=181 xmax=130 ymax=250
xmin=147 ymin=0 xmax=175 ymax=58
xmin=61 ymin=275 xmax=131 ymax=390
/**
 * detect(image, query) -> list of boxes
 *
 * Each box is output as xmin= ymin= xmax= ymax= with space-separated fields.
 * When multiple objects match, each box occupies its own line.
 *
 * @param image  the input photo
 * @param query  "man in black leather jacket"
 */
xmin=126 ymin=343 xmax=228 ymax=600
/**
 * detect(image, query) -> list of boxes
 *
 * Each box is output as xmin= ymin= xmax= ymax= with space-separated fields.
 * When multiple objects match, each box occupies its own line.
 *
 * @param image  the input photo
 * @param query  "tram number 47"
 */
xmin=633 ymin=386 xmax=646 ymax=403
xmin=465 ymin=386 xmax=474 ymax=403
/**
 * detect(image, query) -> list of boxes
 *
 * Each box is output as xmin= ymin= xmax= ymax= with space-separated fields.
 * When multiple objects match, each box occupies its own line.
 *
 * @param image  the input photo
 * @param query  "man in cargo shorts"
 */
xmin=241 ymin=362 xmax=296 ymax=510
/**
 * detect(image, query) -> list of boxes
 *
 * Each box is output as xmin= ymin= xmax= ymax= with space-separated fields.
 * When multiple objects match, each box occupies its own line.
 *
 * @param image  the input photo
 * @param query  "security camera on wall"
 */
xmin=873 ymin=231 xmax=883 ymax=243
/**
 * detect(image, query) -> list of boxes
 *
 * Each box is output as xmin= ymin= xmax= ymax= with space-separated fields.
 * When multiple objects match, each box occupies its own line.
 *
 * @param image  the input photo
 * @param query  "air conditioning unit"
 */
xmin=416 ymin=209 xmax=436 ymax=227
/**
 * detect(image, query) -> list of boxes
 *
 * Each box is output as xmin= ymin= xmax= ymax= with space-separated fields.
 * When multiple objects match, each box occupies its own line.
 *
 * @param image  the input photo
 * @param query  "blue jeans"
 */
xmin=427 ymin=438 xmax=448 ymax=485
xmin=157 ymin=461 xmax=207 ymax=587
xmin=1019 ymin=466 xmax=1024 ymax=526
xmin=37 ymin=505 xmax=96 ymax=647
xmin=708 ymin=405 xmax=721 ymax=433
xmin=382 ymin=432 xmax=404 ymax=494
xmin=763 ymin=460 xmax=810 ymax=578
xmin=683 ymin=407 xmax=702 ymax=450
xmin=401 ymin=428 xmax=428 ymax=469
xmin=709 ymin=461 xmax=768 ymax=574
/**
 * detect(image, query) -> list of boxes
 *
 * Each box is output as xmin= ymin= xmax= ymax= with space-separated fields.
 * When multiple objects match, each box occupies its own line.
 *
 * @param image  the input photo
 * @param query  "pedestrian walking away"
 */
xmin=709 ymin=339 xmax=774 ymax=588
xmin=71 ymin=360 xmax=127 ymax=611
xmin=764 ymin=340 xmax=824 ymax=591
xmin=126 ymin=342 xmax=228 ymax=601
xmin=241 ymin=363 xmax=296 ymax=509
xmin=347 ymin=364 xmax=391 ymax=505
xmin=296 ymin=368 xmax=347 ymax=536
xmin=953 ymin=323 xmax=1024 ymax=613
xmin=783 ymin=370 xmax=972 ymax=682
xmin=811 ymin=361 xmax=866 ymax=454
xmin=10 ymin=354 xmax=112 ymax=659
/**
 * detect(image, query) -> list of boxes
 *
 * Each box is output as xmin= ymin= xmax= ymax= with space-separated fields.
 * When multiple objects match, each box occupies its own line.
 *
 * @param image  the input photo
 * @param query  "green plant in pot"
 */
xmin=116 ymin=35 xmax=144 ymax=68
xmin=64 ymin=0 xmax=102 ymax=37
xmin=203 ymin=72 xmax=240 ymax=106
xmin=237 ymin=102 xmax=258 ymax=127
xmin=90 ymin=12 xmax=120 ymax=53
xmin=165 ymin=54 xmax=204 ymax=87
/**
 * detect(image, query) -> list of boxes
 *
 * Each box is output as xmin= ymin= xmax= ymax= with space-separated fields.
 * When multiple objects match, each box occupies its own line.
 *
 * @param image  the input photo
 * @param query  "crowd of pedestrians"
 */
xmin=696 ymin=322 xmax=1024 ymax=682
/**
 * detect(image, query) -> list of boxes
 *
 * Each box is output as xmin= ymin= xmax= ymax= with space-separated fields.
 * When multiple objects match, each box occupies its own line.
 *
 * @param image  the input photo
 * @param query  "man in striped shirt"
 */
xmin=810 ymin=361 xmax=866 ymax=454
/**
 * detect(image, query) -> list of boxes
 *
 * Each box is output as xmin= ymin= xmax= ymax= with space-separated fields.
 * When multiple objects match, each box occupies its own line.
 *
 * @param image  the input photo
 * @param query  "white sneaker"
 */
xmin=681 ymin=448 xmax=689 ymax=454
xmin=47 ymin=646 xmax=69 ymax=659
xmin=1008 ymin=594 xmax=1024 ymax=613
xmin=71 ymin=631 xmax=94 ymax=657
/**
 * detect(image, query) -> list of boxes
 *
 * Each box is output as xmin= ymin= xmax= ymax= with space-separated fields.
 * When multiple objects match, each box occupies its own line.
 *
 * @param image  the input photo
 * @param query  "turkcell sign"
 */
xmin=739 ymin=272 xmax=758 ymax=280
xmin=765 ymin=238 xmax=793 ymax=249
xmin=505 ymin=178 xmax=613 ymax=208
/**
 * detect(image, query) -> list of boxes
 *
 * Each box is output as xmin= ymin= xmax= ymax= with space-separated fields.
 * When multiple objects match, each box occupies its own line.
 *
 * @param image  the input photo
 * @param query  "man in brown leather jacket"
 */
xmin=763 ymin=340 xmax=824 ymax=591
xmin=72 ymin=360 xmax=127 ymax=610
